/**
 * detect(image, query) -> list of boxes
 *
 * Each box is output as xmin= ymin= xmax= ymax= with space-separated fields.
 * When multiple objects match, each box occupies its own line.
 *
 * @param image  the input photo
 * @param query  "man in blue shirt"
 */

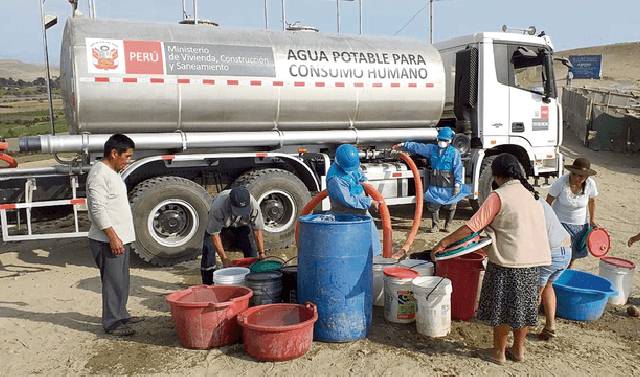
xmin=394 ymin=127 xmax=465 ymax=232
xmin=326 ymin=144 xmax=382 ymax=255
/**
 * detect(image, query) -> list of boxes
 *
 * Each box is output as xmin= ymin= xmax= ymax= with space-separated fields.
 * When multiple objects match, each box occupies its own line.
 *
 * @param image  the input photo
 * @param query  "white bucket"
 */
xmin=373 ymin=257 xmax=397 ymax=307
xmin=213 ymin=267 xmax=250 ymax=286
xmin=412 ymin=276 xmax=452 ymax=338
xmin=398 ymin=259 xmax=435 ymax=276
xmin=383 ymin=268 xmax=418 ymax=323
xmin=599 ymin=258 xmax=636 ymax=305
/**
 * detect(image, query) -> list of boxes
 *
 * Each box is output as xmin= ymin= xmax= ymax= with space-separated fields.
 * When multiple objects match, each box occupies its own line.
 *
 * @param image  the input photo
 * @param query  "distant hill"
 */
xmin=556 ymin=42 xmax=640 ymax=90
xmin=0 ymin=59 xmax=59 ymax=81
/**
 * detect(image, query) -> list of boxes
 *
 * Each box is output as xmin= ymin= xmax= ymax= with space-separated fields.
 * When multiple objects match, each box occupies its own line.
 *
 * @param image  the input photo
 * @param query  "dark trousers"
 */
xmin=201 ymin=226 xmax=258 ymax=284
xmin=89 ymin=239 xmax=131 ymax=331
xmin=426 ymin=201 xmax=457 ymax=213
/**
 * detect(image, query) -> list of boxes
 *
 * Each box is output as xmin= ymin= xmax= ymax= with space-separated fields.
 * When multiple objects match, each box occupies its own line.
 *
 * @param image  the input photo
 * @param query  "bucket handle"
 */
xmin=208 ymin=301 xmax=232 ymax=309
xmin=424 ymin=277 xmax=445 ymax=303
xmin=237 ymin=311 xmax=248 ymax=325
xmin=284 ymin=256 xmax=297 ymax=266
xmin=304 ymin=301 xmax=317 ymax=315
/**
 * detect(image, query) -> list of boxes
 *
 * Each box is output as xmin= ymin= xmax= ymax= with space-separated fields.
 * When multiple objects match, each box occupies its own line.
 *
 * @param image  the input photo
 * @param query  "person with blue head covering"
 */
xmin=326 ymin=144 xmax=382 ymax=255
xmin=393 ymin=126 xmax=467 ymax=232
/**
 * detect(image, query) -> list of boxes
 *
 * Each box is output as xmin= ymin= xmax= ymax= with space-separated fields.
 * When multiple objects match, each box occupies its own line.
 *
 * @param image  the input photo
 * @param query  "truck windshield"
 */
xmin=511 ymin=46 xmax=556 ymax=97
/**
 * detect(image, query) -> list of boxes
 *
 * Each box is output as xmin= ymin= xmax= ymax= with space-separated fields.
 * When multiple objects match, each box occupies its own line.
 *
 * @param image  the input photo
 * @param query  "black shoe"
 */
xmin=105 ymin=325 xmax=136 ymax=337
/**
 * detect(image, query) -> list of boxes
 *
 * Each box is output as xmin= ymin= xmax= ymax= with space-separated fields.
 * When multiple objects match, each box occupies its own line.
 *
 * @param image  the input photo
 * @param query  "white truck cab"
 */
xmin=436 ymin=31 xmax=563 ymax=205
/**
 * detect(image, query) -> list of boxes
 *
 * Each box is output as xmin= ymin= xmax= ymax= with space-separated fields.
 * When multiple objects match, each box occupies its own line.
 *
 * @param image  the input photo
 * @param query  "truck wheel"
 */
xmin=233 ymin=168 xmax=311 ymax=250
xmin=470 ymin=155 xmax=526 ymax=212
xmin=129 ymin=177 xmax=211 ymax=266
xmin=470 ymin=155 xmax=497 ymax=212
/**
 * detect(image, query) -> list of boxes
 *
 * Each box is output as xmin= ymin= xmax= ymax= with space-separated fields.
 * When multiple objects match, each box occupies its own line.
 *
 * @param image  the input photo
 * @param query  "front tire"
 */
xmin=470 ymin=154 xmax=526 ymax=212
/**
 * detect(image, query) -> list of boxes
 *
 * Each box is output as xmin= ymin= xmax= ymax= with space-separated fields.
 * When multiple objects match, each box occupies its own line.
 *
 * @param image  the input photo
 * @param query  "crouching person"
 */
xmin=201 ymin=187 xmax=266 ymax=284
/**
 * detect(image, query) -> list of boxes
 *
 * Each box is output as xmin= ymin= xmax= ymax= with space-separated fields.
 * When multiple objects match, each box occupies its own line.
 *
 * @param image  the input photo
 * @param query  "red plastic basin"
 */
xmin=237 ymin=303 xmax=318 ymax=361
xmin=166 ymin=284 xmax=253 ymax=349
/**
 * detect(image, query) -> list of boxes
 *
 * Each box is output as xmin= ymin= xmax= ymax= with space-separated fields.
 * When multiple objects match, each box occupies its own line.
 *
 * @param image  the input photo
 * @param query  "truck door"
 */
xmin=480 ymin=43 xmax=510 ymax=143
xmin=507 ymin=45 xmax=558 ymax=149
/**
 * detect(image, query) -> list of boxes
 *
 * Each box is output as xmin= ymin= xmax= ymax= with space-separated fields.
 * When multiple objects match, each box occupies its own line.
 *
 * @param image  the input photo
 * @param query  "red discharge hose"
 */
xmin=395 ymin=152 xmax=423 ymax=257
xmin=0 ymin=142 xmax=17 ymax=168
xmin=294 ymin=152 xmax=422 ymax=259
xmin=363 ymin=183 xmax=393 ymax=257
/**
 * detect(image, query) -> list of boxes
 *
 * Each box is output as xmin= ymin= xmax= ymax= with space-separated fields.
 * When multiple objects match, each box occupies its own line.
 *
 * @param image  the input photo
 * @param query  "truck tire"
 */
xmin=470 ymin=155 xmax=497 ymax=212
xmin=470 ymin=155 xmax=525 ymax=212
xmin=129 ymin=177 xmax=211 ymax=266
xmin=233 ymin=168 xmax=311 ymax=250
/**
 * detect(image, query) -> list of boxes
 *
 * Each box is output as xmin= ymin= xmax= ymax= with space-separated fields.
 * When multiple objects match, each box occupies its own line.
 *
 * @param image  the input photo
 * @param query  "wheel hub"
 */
xmin=147 ymin=199 xmax=199 ymax=248
xmin=264 ymin=199 xmax=285 ymax=223
xmin=258 ymin=191 xmax=296 ymax=233
xmin=155 ymin=208 xmax=187 ymax=236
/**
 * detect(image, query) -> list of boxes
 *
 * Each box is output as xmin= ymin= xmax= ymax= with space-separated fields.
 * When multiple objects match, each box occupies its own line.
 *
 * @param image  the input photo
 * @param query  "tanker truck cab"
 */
xmin=436 ymin=30 xmax=562 ymax=205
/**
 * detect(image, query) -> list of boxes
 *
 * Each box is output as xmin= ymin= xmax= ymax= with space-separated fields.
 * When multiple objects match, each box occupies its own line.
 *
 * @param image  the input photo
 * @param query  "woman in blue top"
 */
xmin=326 ymin=144 xmax=382 ymax=256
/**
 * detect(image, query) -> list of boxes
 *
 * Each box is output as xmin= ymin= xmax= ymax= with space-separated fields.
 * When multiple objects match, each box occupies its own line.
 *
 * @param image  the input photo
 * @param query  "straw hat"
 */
xmin=564 ymin=158 xmax=597 ymax=177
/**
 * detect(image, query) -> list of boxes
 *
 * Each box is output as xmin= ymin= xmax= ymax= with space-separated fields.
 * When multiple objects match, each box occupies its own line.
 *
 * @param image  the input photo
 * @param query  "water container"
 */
xmin=281 ymin=265 xmax=298 ymax=303
xmin=237 ymin=303 xmax=318 ymax=361
xmin=598 ymin=257 xmax=636 ymax=305
xmin=383 ymin=267 xmax=419 ymax=323
xmin=435 ymin=252 xmax=485 ymax=321
xmin=398 ymin=259 xmax=435 ymax=276
xmin=412 ymin=276 xmax=452 ymax=337
xmin=373 ymin=257 xmax=397 ymax=307
xmin=213 ymin=267 xmax=250 ymax=286
xmin=165 ymin=285 xmax=253 ymax=349
xmin=554 ymin=269 xmax=616 ymax=321
xmin=297 ymin=213 xmax=373 ymax=342
xmin=245 ymin=271 xmax=283 ymax=306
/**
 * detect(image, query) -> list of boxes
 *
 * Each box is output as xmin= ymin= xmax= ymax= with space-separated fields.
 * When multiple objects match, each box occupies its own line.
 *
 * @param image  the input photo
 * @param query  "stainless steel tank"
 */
xmin=61 ymin=17 xmax=446 ymax=134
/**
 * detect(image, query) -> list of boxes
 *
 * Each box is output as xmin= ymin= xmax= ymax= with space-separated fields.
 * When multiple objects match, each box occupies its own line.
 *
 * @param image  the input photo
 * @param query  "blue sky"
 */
xmin=2 ymin=0 xmax=639 ymax=65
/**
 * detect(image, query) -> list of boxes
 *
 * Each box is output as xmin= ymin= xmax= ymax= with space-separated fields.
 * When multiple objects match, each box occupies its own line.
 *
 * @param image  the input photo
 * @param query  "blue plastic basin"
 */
xmin=553 ymin=269 xmax=616 ymax=321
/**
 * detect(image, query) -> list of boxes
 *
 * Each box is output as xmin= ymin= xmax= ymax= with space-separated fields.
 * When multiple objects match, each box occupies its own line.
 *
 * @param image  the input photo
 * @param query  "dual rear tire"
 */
xmin=129 ymin=169 xmax=310 ymax=266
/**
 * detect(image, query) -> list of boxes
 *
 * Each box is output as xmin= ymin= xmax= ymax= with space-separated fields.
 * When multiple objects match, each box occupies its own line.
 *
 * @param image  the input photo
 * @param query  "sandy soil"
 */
xmin=1 ymin=133 xmax=640 ymax=376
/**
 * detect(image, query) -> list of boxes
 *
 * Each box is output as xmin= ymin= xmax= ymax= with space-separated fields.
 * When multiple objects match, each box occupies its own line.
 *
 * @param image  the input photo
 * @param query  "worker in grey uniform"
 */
xmin=201 ymin=186 xmax=266 ymax=284
xmin=86 ymin=134 xmax=143 ymax=337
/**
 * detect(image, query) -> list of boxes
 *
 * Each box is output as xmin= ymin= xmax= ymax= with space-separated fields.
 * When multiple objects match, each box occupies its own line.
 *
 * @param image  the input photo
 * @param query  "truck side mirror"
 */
xmin=542 ymin=51 xmax=557 ymax=101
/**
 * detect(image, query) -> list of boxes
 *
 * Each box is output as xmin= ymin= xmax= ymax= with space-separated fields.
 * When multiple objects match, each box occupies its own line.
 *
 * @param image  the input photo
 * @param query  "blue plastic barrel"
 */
xmin=297 ymin=213 xmax=373 ymax=342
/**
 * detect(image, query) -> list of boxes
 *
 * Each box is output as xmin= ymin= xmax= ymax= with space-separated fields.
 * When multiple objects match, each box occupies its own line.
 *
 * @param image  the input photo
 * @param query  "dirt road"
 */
xmin=1 ymin=135 xmax=639 ymax=376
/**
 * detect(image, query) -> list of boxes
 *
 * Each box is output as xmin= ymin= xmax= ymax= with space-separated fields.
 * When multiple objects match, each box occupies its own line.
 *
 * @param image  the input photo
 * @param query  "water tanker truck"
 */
xmin=0 ymin=12 xmax=564 ymax=266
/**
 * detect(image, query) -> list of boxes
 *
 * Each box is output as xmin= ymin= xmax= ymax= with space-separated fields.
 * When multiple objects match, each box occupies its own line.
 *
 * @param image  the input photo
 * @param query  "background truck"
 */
xmin=0 ymin=9 xmax=564 ymax=266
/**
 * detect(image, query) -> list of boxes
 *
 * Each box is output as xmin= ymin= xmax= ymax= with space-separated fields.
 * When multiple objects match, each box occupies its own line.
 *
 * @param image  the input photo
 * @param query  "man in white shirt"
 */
xmin=86 ymin=134 xmax=142 ymax=336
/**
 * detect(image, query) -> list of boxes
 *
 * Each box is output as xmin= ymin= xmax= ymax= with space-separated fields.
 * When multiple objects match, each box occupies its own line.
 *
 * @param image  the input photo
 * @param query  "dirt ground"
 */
xmin=1 ymin=133 xmax=640 ymax=376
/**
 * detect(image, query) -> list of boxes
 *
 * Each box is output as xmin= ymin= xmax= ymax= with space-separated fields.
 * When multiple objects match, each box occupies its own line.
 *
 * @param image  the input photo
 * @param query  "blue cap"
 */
xmin=437 ymin=127 xmax=455 ymax=142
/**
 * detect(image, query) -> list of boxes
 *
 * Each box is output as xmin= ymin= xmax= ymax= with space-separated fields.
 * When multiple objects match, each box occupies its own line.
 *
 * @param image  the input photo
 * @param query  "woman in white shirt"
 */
xmin=546 ymin=158 xmax=598 ymax=268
